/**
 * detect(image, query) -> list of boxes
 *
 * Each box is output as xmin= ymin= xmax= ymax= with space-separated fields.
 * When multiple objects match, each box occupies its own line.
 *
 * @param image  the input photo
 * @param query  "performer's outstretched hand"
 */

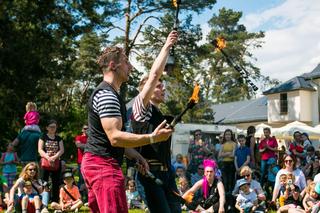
xmin=164 ymin=30 xmax=178 ymax=49
xmin=152 ymin=120 xmax=173 ymax=143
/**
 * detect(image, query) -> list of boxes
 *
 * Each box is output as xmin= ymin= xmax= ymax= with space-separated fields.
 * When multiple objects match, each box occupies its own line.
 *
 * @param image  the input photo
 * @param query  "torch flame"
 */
xmin=189 ymin=83 xmax=200 ymax=103
xmin=172 ymin=0 xmax=178 ymax=8
xmin=214 ymin=36 xmax=226 ymax=51
xmin=184 ymin=191 xmax=194 ymax=203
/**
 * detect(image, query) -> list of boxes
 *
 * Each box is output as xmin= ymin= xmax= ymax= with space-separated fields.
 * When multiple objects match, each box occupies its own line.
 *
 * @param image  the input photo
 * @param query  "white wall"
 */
xmin=299 ymin=90 xmax=314 ymax=122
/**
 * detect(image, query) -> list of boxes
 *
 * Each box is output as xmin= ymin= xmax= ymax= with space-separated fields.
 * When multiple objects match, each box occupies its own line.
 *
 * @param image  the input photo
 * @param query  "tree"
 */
xmin=199 ymin=8 xmax=265 ymax=103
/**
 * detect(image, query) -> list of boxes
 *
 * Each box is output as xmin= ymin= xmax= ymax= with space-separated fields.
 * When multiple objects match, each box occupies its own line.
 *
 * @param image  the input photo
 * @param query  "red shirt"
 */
xmin=258 ymin=136 xmax=278 ymax=160
xmin=289 ymin=142 xmax=304 ymax=154
xmin=75 ymin=134 xmax=88 ymax=164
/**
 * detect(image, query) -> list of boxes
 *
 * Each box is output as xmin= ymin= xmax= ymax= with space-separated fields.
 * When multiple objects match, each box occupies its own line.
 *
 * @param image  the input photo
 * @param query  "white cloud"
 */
xmin=242 ymin=0 xmax=320 ymax=83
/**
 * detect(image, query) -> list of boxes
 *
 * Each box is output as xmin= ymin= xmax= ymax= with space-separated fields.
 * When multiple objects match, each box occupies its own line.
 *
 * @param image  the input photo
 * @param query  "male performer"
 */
xmin=81 ymin=31 xmax=177 ymax=213
xmin=131 ymin=31 xmax=181 ymax=212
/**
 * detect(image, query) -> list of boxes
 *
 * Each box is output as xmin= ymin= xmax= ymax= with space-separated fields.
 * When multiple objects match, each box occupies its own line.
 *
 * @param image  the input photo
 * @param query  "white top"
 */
xmin=274 ymin=168 xmax=306 ymax=190
xmin=236 ymin=190 xmax=257 ymax=209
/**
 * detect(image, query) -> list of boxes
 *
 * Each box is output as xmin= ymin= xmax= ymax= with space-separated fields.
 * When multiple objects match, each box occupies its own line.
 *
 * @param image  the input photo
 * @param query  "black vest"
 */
xmin=85 ymin=81 xmax=126 ymax=164
xmin=131 ymin=104 xmax=172 ymax=167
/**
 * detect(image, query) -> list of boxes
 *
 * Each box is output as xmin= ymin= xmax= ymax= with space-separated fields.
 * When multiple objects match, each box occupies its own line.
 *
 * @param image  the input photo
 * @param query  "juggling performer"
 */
xmin=131 ymin=30 xmax=183 ymax=212
xmin=81 ymin=35 xmax=175 ymax=212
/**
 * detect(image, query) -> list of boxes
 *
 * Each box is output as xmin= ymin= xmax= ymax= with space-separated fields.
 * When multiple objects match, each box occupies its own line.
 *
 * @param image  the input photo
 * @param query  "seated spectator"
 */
xmin=177 ymin=176 xmax=189 ymax=196
xmin=235 ymin=179 xmax=258 ymax=213
xmin=289 ymin=131 xmax=305 ymax=160
xmin=303 ymin=146 xmax=319 ymax=179
xmin=232 ymin=166 xmax=266 ymax=202
xmin=0 ymin=175 xmax=9 ymax=211
xmin=234 ymin=134 xmax=250 ymax=179
xmin=7 ymin=162 xmax=49 ymax=213
xmin=277 ymin=173 xmax=302 ymax=212
xmin=191 ymin=165 xmax=204 ymax=186
xmin=21 ymin=180 xmax=41 ymax=213
xmin=302 ymin=181 xmax=319 ymax=212
xmin=51 ymin=171 xmax=83 ymax=212
xmin=125 ymin=179 xmax=147 ymax=210
xmin=182 ymin=159 xmax=225 ymax=213
xmin=175 ymin=166 xmax=186 ymax=178
xmin=272 ymin=154 xmax=307 ymax=202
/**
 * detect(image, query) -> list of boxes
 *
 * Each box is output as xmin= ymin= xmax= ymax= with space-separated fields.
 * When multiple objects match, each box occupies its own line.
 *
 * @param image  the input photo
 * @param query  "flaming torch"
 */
xmin=212 ymin=37 xmax=259 ymax=91
xmin=172 ymin=0 xmax=181 ymax=30
xmin=167 ymin=83 xmax=200 ymax=128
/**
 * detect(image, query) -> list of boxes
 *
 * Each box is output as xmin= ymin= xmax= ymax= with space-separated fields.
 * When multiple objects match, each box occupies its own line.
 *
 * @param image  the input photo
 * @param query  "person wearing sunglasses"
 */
xmin=232 ymin=166 xmax=266 ymax=201
xmin=7 ymin=162 xmax=50 ymax=213
xmin=271 ymin=154 xmax=306 ymax=203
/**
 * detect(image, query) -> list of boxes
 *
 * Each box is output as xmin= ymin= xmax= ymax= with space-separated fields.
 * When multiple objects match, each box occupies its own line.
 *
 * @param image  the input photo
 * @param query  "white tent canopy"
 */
xmin=255 ymin=123 xmax=272 ymax=138
xmin=273 ymin=121 xmax=320 ymax=140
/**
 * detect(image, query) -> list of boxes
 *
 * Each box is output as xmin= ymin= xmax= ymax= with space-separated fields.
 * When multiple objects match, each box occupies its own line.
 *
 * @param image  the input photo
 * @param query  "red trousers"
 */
xmin=81 ymin=153 xmax=128 ymax=213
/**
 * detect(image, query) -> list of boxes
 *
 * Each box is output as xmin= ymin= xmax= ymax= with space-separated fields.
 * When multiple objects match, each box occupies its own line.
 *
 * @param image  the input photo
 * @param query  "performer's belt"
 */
xmin=147 ymin=159 xmax=168 ymax=172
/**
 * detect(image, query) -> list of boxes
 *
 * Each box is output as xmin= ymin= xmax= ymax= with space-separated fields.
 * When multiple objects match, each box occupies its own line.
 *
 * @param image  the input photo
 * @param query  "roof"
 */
xmin=211 ymin=96 xmax=267 ymax=124
xmin=263 ymin=76 xmax=315 ymax=95
xmin=301 ymin=63 xmax=320 ymax=79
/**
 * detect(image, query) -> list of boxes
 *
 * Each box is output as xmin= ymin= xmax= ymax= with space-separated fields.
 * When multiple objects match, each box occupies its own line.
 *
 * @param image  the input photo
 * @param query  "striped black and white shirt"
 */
xmin=132 ymin=94 xmax=152 ymax=122
xmin=93 ymin=89 xmax=121 ymax=118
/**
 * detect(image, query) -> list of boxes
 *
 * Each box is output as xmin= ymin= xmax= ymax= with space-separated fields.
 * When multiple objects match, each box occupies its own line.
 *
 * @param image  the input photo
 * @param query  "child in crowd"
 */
xmin=51 ymin=171 xmax=83 ymax=212
xmin=0 ymin=143 xmax=19 ymax=189
xmin=235 ymin=179 xmax=258 ymax=213
xmin=125 ymin=179 xmax=147 ymax=210
xmin=277 ymin=173 xmax=302 ymax=212
xmin=266 ymin=158 xmax=280 ymax=199
xmin=277 ymin=174 xmax=288 ymax=207
xmin=177 ymin=177 xmax=189 ymax=196
xmin=175 ymin=166 xmax=186 ymax=178
xmin=21 ymin=180 xmax=42 ymax=213
xmin=23 ymin=102 xmax=41 ymax=132
xmin=0 ymin=175 xmax=9 ymax=211
xmin=234 ymin=134 xmax=250 ymax=179
xmin=303 ymin=181 xmax=319 ymax=212
xmin=172 ymin=153 xmax=186 ymax=171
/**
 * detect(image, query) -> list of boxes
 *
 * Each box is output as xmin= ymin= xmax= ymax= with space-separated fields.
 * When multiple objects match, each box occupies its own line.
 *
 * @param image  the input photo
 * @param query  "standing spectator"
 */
xmin=246 ymin=126 xmax=257 ymax=168
xmin=272 ymin=154 xmax=307 ymax=202
xmin=0 ymin=143 xmax=19 ymax=189
xmin=266 ymin=158 xmax=280 ymax=199
xmin=74 ymin=124 xmax=88 ymax=201
xmin=289 ymin=131 xmax=305 ymax=160
xmin=234 ymin=134 xmax=250 ymax=179
xmin=302 ymin=132 xmax=313 ymax=150
xmin=215 ymin=133 xmax=224 ymax=161
xmin=12 ymin=130 xmax=41 ymax=166
xmin=187 ymin=130 xmax=212 ymax=175
xmin=218 ymin=129 xmax=236 ymax=194
xmin=38 ymin=120 xmax=64 ymax=203
xmin=258 ymin=127 xmax=278 ymax=187
xmin=22 ymin=102 xmax=41 ymax=133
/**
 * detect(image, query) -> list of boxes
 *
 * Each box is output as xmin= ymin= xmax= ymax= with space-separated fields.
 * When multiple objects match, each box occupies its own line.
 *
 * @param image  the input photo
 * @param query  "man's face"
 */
xmin=117 ymin=54 xmax=133 ymax=82
xmin=151 ymin=81 xmax=165 ymax=104
xmin=238 ymin=138 xmax=246 ymax=146
xmin=264 ymin=129 xmax=270 ymax=138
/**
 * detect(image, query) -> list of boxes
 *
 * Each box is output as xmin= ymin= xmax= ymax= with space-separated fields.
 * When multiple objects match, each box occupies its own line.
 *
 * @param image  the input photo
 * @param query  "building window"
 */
xmin=280 ymin=93 xmax=288 ymax=114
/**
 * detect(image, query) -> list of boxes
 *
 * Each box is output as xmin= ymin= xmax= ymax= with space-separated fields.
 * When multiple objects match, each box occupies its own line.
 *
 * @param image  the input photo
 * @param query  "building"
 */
xmin=212 ymin=63 xmax=320 ymax=128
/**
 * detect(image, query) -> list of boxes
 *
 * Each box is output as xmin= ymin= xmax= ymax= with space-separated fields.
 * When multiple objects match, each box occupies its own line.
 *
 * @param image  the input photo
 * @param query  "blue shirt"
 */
xmin=268 ymin=165 xmax=280 ymax=182
xmin=235 ymin=146 xmax=250 ymax=167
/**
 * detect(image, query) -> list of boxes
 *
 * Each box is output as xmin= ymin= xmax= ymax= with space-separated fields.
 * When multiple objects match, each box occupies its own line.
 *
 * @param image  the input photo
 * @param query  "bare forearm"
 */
xmin=110 ymin=131 xmax=156 ymax=148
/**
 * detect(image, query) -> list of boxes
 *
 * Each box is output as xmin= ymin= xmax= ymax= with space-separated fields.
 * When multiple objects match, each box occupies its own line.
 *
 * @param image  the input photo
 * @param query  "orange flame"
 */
xmin=215 ymin=37 xmax=226 ymax=50
xmin=172 ymin=0 xmax=178 ymax=8
xmin=183 ymin=191 xmax=194 ymax=203
xmin=189 ymin=83 xmax=200 ymax=103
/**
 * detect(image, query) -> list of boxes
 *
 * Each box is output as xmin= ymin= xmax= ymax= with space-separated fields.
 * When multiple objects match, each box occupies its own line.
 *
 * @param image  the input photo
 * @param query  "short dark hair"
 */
xmin=307 ymin=146 xmax=315 ymax=152
xmin=237 ymin=134 xmax=246 ymax=140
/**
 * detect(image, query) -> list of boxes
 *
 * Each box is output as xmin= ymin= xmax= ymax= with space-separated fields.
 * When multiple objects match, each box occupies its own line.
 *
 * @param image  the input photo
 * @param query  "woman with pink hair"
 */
xmin=182 ymin=159 xmax=225 ymax=212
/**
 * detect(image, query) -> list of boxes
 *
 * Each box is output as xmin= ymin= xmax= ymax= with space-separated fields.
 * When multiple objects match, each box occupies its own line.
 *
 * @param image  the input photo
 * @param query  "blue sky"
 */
xmin=194 ymin=0 xmax=320 ymax=86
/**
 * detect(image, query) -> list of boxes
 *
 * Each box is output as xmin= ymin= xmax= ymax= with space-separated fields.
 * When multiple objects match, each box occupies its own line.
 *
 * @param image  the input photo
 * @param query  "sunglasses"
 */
xmin=242 ymin=174 xmax=251 ymax=178
xmin=285 ymin=160 xmax=293 ymax=163
xmin=28 ymin=168 xmax=36 ymax=171
xmin=195 ymin=134 xmax=202 ymax=136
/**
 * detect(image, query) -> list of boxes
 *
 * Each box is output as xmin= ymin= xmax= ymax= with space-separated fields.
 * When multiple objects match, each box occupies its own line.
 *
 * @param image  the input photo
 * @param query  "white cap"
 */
xmin=314 ymin=173 xmax=320 ymax=183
